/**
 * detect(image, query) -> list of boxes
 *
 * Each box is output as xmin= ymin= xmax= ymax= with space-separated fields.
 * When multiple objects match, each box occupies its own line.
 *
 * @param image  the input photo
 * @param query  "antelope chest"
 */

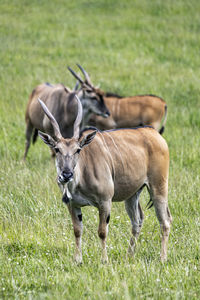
xmin=65 ymin=183 xmax=97 ymax=207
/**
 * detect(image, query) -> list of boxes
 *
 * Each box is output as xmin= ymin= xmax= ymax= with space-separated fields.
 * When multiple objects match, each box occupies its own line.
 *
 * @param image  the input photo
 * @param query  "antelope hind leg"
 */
xmin=125 ymin=190 xmax=144 ymax=258
xmin=153 ymin=195 xmax=172 ymax=262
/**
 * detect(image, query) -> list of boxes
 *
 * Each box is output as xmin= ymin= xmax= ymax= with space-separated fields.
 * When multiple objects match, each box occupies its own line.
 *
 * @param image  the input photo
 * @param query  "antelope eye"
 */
xmin=54 ymin=147 xmax=59 ymax=153
xmin=86 ymin=89 xmax=93 ymax=94
xmin=76 ymin=148 xmax=81 ymax=154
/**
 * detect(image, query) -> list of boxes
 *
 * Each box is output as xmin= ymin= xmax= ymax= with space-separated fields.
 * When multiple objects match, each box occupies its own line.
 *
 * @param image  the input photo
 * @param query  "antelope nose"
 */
xmin=62 ymin=171 xmax=73 ymax=181
xmin=58 ymin=171 xmax=73 ymax=184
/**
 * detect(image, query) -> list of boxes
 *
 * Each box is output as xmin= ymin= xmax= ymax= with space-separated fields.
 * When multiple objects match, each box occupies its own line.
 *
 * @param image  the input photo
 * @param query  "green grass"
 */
xmin=0 ymin=0 xmax=200 ymax=298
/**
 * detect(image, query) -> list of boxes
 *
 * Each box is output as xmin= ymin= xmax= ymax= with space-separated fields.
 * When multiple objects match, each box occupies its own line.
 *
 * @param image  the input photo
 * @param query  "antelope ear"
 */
xmin=79 ymin=130 xmax=97 ymax=148
xmin=38 ymin=131 xmax=56 ymax=148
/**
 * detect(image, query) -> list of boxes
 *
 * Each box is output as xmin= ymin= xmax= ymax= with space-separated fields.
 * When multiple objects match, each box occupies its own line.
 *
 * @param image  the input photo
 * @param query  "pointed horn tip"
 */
xmin=37 ymin=97 xmax=47 ymax=110
xmin=67 ymin=66 xmax=84 ymax=84
xmin=37 ymin=98 xmax=46 ymax=109
xmin=67 ymin=66 xmax=73 ymax=72
xmin=76 ymin=63 xmax=86 ymax=74
xmin=76 ymin=63 xmax=82 ymax=69
xmin=76 ymin=64 xmax=92 ymax=85
xmin=37 ymin=97 xmax=42 ymax=104
xmin=67 ymin=66 xmax=77 ymax=74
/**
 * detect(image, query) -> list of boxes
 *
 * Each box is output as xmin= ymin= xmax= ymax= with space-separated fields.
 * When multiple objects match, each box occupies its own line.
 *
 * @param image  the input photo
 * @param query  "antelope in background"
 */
xmin=23 ymin=65 xmax=110 ymax=159
xmin=37 ymin=96 xmax=172 ymax=264
xmin=89 ymin=93 xmax=167 ymax=134
xmin=76 ymin=68 xmax=167 ymax=133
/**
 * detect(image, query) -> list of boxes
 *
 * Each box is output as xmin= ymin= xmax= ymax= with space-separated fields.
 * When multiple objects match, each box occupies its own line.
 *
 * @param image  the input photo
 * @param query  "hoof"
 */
xmin=126 ymin=245 xmax=135 ymax=258
xmin=74 ymin=251 xmax=82 ymax=264
xmin=101 ymin=255 xmax=108 ymax=264
xmin=160 ymin=255 xmax=167 ymax=263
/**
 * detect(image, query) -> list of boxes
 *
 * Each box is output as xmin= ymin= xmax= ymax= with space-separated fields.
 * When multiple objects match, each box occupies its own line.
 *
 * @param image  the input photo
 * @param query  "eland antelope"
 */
xmin=37 ymin=96 xmax=172 ymax=263
xmin=24 ymin=66 xmax=110 ymax=159
xmin=89 ymin=93 xmax=167 ymax=134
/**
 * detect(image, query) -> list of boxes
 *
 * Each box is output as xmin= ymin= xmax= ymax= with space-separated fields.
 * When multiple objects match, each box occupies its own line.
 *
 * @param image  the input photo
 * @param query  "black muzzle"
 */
xmin=58 ymin=171 xmax=73 ymax=184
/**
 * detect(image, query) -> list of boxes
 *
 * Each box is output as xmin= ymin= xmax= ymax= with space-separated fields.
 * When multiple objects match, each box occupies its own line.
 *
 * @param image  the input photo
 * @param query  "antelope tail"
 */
xmin=159 ymin=104 xmax=167 ymax=135
xmin=32 ymin=129 xmax=38 ymax=144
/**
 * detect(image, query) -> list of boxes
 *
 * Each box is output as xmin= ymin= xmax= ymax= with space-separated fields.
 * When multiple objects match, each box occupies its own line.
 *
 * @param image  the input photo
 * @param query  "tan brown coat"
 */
xmin=38 ymin=97 xmax=172 ymax=264
xmin=89 ymin=94 xmax=167 ymax=133
xmin=24 ymin=77 xmax=109 ymax=159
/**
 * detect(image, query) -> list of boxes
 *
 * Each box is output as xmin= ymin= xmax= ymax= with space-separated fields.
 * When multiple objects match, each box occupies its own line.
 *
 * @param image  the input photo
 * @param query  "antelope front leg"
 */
xmin=98 ymin=201 xmax=111 ymax=264
xmin=67 ymin=203 xmax=83 ymax=264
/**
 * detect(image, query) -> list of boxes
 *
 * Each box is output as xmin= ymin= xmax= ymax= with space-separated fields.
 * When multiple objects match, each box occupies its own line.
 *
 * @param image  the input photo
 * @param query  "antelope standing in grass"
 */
xmin=70 ymin=66 xmax=167 ymax=133
xmin=23 ymin=66 xmax=110 ymax=159
xmin=89 ymin=93 xmax=167 ymax=134
xmin=37 ymin=96 xmax=172 ymax=264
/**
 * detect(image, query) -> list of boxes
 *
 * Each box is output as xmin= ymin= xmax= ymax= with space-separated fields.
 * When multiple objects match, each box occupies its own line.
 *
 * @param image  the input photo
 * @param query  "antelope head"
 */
xmin=68 ymin=64 xmax=110 ymax=118
xmin=38 ymin=96 xmax=97 ymax=184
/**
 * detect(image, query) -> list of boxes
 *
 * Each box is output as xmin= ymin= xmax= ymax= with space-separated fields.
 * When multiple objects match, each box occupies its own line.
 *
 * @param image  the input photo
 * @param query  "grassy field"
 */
xmin=0 ymin=0 xmax=200 ymax=298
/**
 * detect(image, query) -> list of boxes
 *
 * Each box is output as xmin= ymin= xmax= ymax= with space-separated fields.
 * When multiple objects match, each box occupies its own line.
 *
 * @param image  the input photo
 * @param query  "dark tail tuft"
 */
xmin=32 ymin=129 xmax=38 ymax=144
xmin=146 ymin=198 xmax=154 ymax=209
xmin=159 ymin=126 xmax=165 ymax=135
xmin=159 ymin=105 xmax=167 ymax=135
